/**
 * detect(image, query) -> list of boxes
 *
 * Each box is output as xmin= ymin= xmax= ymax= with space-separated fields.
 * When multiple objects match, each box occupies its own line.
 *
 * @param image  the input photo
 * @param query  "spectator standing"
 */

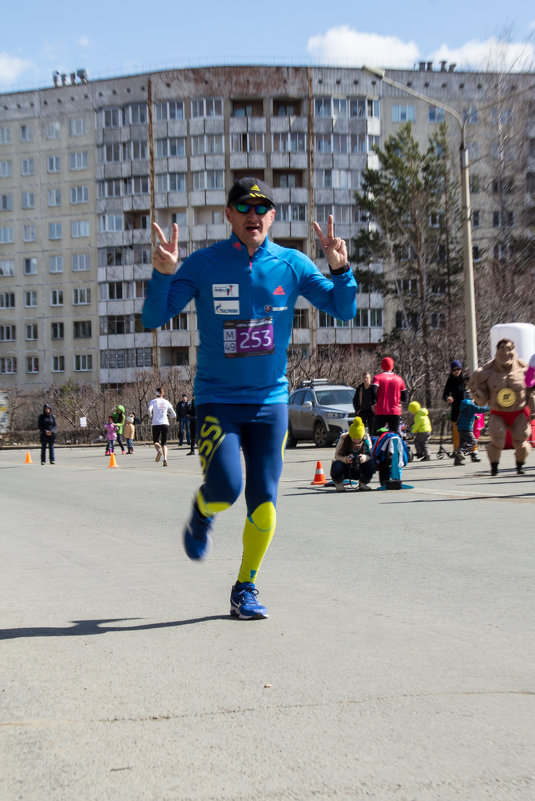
xmin=330 ymin=416 xmax=375 ymax=492
xmin=352 ymin=372 xmax=375 ymax=434
xmin=148 ymin=387 xmax=176 ymax=467
xmin=104 ymin=417 xmax=118 ymax=455
xmin=123 ymin=414 xmax=136 ymax=454
xmin=111 ymin=404 xmax=126 ymax=455
xmin=37 ymin=403 xmax=57 ymax=465
xmin=371 ymin=357 xmax=408 ymax=434
xmin=186 ymin=397 xmax=196 ymax=456
xmin=454 ymin=390 xmax=490 ymax=466
xmin=408 ymin=401 xmax=432 ymax=460
xmin=176 ymin=393 xmax=192 ymax=447
xmin=442 ymin=360 xmax=471 ymax=455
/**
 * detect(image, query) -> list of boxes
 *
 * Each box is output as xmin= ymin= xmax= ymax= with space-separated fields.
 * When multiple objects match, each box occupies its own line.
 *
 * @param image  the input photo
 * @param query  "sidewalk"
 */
xmin=1 ymin=444 xmax=534 ymax=800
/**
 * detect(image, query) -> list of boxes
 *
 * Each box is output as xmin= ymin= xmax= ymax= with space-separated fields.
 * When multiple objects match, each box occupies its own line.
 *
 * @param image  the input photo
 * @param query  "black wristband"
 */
xmin=329 ymin=263 xmax=350 ymax=276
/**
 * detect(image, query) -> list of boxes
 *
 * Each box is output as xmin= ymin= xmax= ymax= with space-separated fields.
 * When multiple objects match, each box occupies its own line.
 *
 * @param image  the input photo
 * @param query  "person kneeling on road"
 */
xmin=330 ymin=416 xmax=375 ymax=492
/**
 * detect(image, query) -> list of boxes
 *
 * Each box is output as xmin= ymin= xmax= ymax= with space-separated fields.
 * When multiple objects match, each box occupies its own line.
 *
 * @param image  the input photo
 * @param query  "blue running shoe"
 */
xmin=230 ymin=582 xmax=268 ymax=620
xmin=183 ymin=503 xmax=213 ymax=560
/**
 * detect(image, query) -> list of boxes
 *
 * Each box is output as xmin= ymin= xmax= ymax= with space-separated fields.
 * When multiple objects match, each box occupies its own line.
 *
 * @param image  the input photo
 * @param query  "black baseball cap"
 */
xmin=227 ymin=177 xmax=275 ymax=208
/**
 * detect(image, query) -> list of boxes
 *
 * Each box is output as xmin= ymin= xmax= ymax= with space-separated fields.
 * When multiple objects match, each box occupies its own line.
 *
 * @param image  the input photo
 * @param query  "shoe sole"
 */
xmin=230 ymin=606 xmax=268 ymax=620
xmin=183 ymin=524 xmax=212 ymax=560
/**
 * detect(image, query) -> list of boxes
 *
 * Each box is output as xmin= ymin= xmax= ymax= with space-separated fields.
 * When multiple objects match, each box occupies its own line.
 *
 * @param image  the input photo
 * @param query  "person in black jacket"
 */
xmin=352 ymin=372 xmax=375 ymax=434
xmin=186 ymin=397 xmax=196 ymax=455
xmin=442 ymin=360 xmax=479 ymax=460
xmin=37 ymin=403 xmax=57 ymax=464
xmin=176 ymin=393 xmax=191 ymax=447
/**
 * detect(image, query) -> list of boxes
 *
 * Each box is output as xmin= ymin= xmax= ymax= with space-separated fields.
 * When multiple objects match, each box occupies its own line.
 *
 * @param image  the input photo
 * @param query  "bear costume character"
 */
xmin=469 ymin=338 xmax=535 ymax=476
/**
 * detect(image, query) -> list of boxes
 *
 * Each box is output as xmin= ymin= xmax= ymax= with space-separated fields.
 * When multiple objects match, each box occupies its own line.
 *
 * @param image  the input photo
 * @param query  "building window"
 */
xmin=69 ymin=117 xmax=86 ymax=136
xmin=21 ymin=158 xmax=34 ymax=175
xmin=192 ymin=170 xmax=224 ymax=190
xmin=26 ymin=356 xmax=39 ymax=373
xmin=493 ymin=210 xmax=514 ymax=227
xmin=98 ymin=214 xmax=123 ymax=232
xmin=20 ymin=124 xmax=33 ymax=142
xmin=23 ymin=224 xmax=36 ymax=242
xmin=49 ymin=255 xmax=63 ymax=273
xmin=292 ymin=309 xmax=309 ymax=328
xmin=21 ymin=192 xmax=34 ymax=209
xmin=25 ymin=323 xmax=38 ymax=340
xmin=51 ymin=322 xmax=64 ymax=339
xmin=24 ymin=290 xmax=37 ymax=307
xmin=463 ymin=107 xmax=478 ymax=125
xmin=70 ymin=151 xmax=88 ymax=170
xmin=0 ymin=259 xmax=15 ymax=276
xmin=392 ymin=104 xmax=415 ymax=123
xmin=73 ymin=287 xmax=91 ymax=305
xmin=52 ymin=355 xmax=65 ymax=372
xmin=0 ymin=226 xmax=14 ymax=243
xmin=72 ymin=253 xmax=90 ymax=271
xmin=49 ymin=222 xmax=62 ymax=240
xmin=46 ymin=121 xmax=60 ymax=139
xmin=50 ymin=289 xmax=64 ymax=306
xmin=315 ymin=169 xmax=350 ymax=189
xmin=99 ymin=247 xmax=123 ymax=267
xmin=71 ymin=220 xmax=90 ymax=238
xmin=472 ymin=210 xmax=480 ymax=227
xmin=0 ymin=324 xmax=16 ymax=341
xmin=103 ymin=108 xmax=121 ymax=128
xmin=74 ymin=354 xmax=93 ymax=372
xmin=0 ymin=291 xmax=15 ymax=307
xmin=0 ymin=160 xmax=13 ymax=178
xmin=156 ymin=173 xmax=186 ymax=192
xmin=124 ymin=140 xmax=148 ymax=160
xmin=230 ymin=133 xmax=265 ymax=153
xmin=0 ymin=193 xmax=13 ymax=211
xmin=23 ymin=257 xmax=37 ymax=275
xmin=527 ymin=173 xmax=535 ymax=194
xmin=472 ymin=245 xmax=482 ymax=262
xmin=272 ymin=132 xmax=306 ymax=153
xmin=47 ymin=156 xmax=61 ymax=173
xmin=428 ymin=105 xmax=445 ymax=123
xmin=191 ymin=97 xmax=223 ymax=118
xmin=125 ymin=103 xmax=147 ymax=124
xmin=74 ymin=320 xmax=92 ymax=338
xmin=0 ymin=357 xmax=17 ymax=374
xmin=71 ymin=185 xmax=89 ymax=204
xmin=0 ymin=127 xmax=12 ymax=144
xmin=156 ymin=137 xmax=186 ymax=158
xmin=126 ymin=176 xmax=149 ymax=195
xmin=155 ymin=100 xmax=184 ymax=121
xmin=369 ymin=309 xmax=383 ymax=327
xmin=48 ymin=189 xmax=61 ymax=206
xmin=279 ymin=204 xmax=306 ymax=222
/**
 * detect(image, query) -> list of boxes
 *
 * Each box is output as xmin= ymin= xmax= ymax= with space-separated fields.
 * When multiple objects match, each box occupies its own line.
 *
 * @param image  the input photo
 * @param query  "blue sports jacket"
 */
xmin=142 ymin=233 xmax=357 ymax=405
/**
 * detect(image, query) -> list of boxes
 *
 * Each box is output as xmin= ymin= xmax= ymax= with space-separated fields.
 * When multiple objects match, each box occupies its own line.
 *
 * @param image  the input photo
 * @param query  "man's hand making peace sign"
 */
xmin=313 ymin=214 xmax=348 ymax=272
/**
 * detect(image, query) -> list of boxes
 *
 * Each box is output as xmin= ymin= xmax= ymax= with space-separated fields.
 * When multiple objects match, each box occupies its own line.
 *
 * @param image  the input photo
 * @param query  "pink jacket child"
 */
xmin=473 ymin=413 xmax=485 ymax=440
xmin=104 ymin=418 xmax=118 ymax=454
xmin=526 ymin=354 xmax=535 ymax=389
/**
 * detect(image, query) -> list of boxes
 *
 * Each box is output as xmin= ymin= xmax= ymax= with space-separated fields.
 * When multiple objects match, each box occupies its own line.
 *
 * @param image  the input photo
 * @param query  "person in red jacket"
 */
xmin=371 ymin=357 xmax=408 ymax=435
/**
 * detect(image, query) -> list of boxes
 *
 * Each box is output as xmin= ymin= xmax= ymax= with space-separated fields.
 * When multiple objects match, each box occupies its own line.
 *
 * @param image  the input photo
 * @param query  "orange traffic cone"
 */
xmin=107 ymin=452 xmax=118 ymax=468
xmin=311 ymin=460 xmax=327 ymax=485
xmin=25 ymin=451 xmax=33 ymax=464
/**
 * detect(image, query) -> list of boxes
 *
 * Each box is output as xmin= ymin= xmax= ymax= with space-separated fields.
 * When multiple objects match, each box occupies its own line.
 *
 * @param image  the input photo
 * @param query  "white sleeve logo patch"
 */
xmin=213 ymin=283 xmax=239 ymax=298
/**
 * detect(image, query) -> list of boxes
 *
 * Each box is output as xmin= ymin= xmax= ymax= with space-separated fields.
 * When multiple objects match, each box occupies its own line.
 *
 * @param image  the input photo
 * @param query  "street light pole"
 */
xmin=363 ymin=66 xmax=478 ymax=372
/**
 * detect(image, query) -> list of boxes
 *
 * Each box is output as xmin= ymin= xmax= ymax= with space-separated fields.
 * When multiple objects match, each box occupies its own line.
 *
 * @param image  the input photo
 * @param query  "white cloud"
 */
xmin=78 ymin=37 xmax=90 ymax=48
xmin=0 ymin=52 xmax=32 ymax=85
xmin=431 ymin=38 xmax=535 ymax=72
xmin=307 ymin=27 xmax=419 ymax=68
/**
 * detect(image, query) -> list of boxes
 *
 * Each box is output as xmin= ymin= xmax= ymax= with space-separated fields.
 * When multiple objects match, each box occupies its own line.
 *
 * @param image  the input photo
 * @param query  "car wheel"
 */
xmin=286 ymin=427 xmax=298 ymax=448
xmin=313 ymin=420 xmax=329 ymax=447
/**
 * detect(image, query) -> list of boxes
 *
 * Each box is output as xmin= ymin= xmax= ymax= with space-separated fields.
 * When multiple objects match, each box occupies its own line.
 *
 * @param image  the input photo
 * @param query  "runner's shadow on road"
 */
xmin=0 ymin=615 xmax=232 ymax=640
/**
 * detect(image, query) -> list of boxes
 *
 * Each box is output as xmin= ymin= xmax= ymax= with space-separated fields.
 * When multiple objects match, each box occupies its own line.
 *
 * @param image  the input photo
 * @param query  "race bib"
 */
xmin=223 ymin=318 xmax=274 ymax=358
xmin=496 ymin=387 xmax=516 ymax=408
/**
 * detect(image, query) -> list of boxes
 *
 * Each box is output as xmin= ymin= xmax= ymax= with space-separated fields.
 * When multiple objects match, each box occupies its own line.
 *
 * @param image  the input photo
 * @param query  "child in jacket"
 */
xmin=454 ymin=391 xmax=489 ymax=466
xmin=408 ymin=401 xmax=432 ymax=461
xmin=104 ymin=417 xmax=118 ymax=455
xmin=123 ymin=414 xmax=136 ymax=454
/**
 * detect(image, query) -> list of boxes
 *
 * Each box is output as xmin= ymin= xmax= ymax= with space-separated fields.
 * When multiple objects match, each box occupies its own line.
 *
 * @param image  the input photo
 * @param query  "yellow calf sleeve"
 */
xmin=237 ymin=502 xmax=276 ymax=585
xmin=196 ymin=489 xmax=231 ymax=518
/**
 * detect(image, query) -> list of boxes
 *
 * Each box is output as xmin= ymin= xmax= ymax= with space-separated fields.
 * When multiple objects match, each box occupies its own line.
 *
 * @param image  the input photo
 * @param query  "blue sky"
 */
xmin=1 ymin=0 xmax=534 ymax=91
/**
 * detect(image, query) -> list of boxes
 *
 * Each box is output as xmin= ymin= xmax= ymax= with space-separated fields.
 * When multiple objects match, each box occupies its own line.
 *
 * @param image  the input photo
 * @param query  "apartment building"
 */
xmin=1 ymin=63 xmax=533 ymax=390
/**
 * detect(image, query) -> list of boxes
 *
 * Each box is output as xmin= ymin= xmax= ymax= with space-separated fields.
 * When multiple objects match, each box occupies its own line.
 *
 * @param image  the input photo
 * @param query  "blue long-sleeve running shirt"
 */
xmin=142 ymin=233 xmax=357 ymax=405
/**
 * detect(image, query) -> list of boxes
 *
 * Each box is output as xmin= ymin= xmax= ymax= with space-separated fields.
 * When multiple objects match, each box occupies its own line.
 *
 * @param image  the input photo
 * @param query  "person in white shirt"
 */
xmin=148 ymin=387 xmax=176 ymax=467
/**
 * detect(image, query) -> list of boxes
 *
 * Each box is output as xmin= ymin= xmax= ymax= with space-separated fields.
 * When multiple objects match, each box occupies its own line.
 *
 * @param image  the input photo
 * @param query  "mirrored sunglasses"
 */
xmin=232 ymin=202 xmax=272 ymax=216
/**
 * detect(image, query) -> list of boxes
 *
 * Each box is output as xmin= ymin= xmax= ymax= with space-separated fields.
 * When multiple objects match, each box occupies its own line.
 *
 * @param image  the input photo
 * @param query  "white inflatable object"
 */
xmin=490 ymin=323 xmax=535 ymax=363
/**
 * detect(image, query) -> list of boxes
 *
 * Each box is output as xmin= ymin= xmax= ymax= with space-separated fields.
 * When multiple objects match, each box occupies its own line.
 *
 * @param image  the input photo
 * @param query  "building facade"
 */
xmin=1 ymin=63 xmax=533 ymax=390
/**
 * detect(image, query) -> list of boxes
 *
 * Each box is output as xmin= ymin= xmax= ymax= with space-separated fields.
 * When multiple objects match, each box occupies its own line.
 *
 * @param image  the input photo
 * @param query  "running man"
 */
xmin=142 ymin=177 xmax=357 ymax=619
xmin=148 ymin=387 xmax=176 ymax=467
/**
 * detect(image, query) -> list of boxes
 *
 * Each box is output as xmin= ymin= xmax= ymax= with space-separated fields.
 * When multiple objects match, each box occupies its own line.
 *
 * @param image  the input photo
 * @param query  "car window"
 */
xmin=316 ymin=389 xmax=354 ymax=405
xmin=290 ymin=390 xmax=306 ymax=405
xmin=303 ymin=390 xmax=315 ymax=404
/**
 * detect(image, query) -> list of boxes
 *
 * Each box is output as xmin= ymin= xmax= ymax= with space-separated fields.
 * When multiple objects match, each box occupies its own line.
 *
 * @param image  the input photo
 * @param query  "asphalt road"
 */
xmin=1 ymin=443 xmax=534 ymax=800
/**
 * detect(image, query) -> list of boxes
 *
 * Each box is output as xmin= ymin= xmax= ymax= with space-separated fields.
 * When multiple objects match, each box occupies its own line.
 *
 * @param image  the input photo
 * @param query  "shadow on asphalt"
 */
xmin=0 ymin=615 xmax=233 ymax=640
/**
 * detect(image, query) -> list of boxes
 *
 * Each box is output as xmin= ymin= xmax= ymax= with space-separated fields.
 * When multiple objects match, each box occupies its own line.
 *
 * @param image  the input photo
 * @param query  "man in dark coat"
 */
xmin=37 ymin=403 xmax=57 ymax=464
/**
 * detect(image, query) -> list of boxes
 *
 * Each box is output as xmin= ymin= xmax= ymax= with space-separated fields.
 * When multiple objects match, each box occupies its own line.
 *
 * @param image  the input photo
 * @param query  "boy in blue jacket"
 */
xmin=454 ymin=390 xmax=489 ymax=466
